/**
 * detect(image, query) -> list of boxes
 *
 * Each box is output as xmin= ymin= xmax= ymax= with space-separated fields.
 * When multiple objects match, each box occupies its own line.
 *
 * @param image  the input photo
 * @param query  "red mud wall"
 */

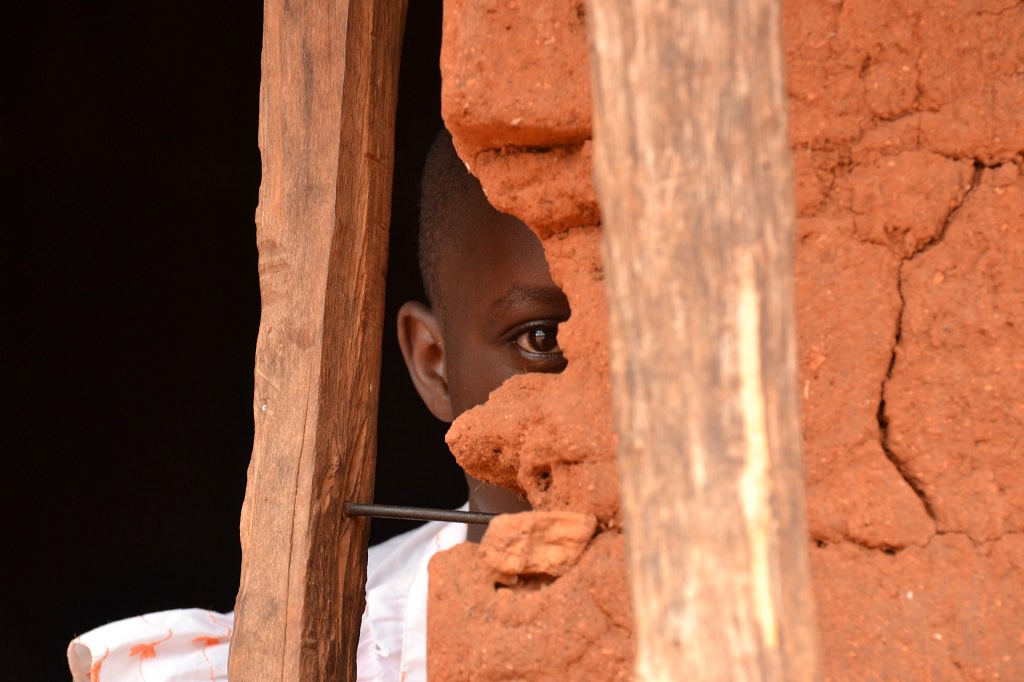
xmin=429 ymin=2 xmax=631 ymax=679
xmin=788 ymin=1 xmax=1024 ymax=678
xmin=432 ymin=0 xmax=1024 ymax=679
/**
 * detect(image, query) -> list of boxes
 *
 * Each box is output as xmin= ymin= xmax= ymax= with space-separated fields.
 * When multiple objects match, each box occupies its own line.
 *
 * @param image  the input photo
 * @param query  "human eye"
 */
xmin=514 ymin=323 xmax=560 ymax=354
xmin=507 ymin=320 xmax=566 ymax=371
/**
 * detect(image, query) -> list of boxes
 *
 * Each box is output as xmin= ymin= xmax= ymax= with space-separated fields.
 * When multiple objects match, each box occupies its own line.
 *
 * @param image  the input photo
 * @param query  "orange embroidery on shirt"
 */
xmin=90 ymin=645 xmax=110 ymax=682
xmin=130 ymin=616 xmax=174 ymax=682
xmin=195 ymin=610 xmax=234 ymax=681
xmin=208 ymin=610 xmax=233 ymax=638
xmin=192 ymin=636 xmax=223 ymax=647
xmin=129 ymin=642 xmax=160 ymax=659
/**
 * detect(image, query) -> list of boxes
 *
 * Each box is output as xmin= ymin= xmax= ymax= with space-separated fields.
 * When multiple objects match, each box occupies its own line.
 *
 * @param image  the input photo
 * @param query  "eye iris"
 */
xmin=513 ymin=325 xmax=562 ymax=355
xmin=530 ymin=328 xmax=557 ymax=352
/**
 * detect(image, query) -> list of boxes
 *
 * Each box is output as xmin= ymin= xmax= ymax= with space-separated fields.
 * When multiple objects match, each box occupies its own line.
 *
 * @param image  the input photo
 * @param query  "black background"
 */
xmin=4 ymin=2 xmax=461 ymax=679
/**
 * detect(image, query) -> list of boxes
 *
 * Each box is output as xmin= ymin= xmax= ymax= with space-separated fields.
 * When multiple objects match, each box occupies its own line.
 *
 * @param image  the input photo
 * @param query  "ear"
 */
xmin=397 ymin=301 xmax=453 ymax=422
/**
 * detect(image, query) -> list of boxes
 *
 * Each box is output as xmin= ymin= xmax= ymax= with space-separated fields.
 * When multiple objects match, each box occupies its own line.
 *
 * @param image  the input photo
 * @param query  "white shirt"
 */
xmin=357 ymin=514 xmax=467 ymax=681
xmin=67 ymin=515 xmax=467 ymax=682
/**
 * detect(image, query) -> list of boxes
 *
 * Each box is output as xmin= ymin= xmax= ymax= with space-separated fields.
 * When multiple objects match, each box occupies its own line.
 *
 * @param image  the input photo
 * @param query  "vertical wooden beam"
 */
xmin=585 ymin=1 xmax=819 ymax=680
xmin=230 ymin=1 xmax=406 ymax=680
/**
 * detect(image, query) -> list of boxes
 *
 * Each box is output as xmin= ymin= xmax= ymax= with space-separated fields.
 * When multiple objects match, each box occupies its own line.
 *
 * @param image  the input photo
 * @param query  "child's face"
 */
xmin=436 ymin=201 xmax=570 ymax=419
xmin=397 ymin=189 xmax=569 ymax=515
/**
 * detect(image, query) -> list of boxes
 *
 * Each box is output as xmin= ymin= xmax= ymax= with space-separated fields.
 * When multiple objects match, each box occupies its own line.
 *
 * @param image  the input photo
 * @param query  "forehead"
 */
xmin=438 ymin=188 xmax=551 ymax=302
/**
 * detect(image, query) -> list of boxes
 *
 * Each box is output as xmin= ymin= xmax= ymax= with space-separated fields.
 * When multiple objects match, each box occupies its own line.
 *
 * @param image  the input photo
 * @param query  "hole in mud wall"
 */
xmin=371 ymin=0 xmax=467 ymax=544
xmin=533 ymin=466 xmax=552 ymax=493
xmin=494 ymin=574 xmax=556 ymax=591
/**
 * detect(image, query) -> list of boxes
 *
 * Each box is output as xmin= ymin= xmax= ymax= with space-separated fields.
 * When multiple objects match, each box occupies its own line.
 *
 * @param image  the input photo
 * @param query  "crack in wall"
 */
xmin=875 ymin=161 xmax=986 ymax=524
xmin=478 ymin=140 xmax=587 ymax=157
xmin=977 ymin=0 xmax=1023 ymax=16
xmin=817 ymin=528 xmax=1022 ymax=556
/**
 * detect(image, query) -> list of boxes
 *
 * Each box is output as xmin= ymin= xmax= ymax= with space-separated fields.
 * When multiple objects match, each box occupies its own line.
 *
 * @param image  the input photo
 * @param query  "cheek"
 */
xmin=448 ymin=342 xmax=518 ymax=417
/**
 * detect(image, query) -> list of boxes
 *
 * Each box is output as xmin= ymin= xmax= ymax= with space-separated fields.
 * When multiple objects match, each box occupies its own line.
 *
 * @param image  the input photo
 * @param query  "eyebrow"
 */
xmin=486 ymin=284 xmax=570 ymax=319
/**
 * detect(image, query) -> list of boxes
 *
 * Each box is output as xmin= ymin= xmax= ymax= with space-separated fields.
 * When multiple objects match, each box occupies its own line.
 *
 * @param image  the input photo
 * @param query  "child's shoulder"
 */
xmin=68 ymin=608 xmax=233 ymax=682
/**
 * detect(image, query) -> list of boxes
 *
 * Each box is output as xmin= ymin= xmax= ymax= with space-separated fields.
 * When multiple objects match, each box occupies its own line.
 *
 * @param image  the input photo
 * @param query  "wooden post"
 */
xmin=229 ymin=1 xmax=406 ymax=680
xmin=585 ymin=1 xmax=819 ymax=680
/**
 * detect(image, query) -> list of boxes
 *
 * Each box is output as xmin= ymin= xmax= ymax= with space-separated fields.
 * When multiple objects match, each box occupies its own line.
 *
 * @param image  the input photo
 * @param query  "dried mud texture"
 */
xmin=434 ymin=225 xmax=631 ymax=677
xmin=886 ymin=167 xmax=1024 ymax=542
xmin=429 ymin=532 xmax=632 ymax=682
xmin=432 ymin=0 xmax=1024 ymax=680
xmin=441 ymin=0 xmax=591 ymax=151
xmin=796 ymin=232 xmax=936 ymax=551
xmin=441 ymin=0 xmax=598 ymax=233
xmin=787 ymin=0 xmax=1024 ymax=678
xmin=469 ymin=143 xmax=600 ymax=239
xmin=812 ymin=534 xmax=1024 ymax=681
xmin=480 ymin=511 xmax=598 ymax=581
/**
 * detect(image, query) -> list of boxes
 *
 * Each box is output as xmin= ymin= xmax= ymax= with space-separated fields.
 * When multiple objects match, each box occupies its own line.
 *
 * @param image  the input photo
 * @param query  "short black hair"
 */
xmin=418 ymin=128 xmax=480 ymax=311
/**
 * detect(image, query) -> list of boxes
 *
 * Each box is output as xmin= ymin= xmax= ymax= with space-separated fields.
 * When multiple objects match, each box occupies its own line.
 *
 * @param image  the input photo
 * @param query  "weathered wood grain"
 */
xmin=585 ymin=0 xmax=820 ymax=679
xmin=230 ymin=0 xmax=406 ymax=679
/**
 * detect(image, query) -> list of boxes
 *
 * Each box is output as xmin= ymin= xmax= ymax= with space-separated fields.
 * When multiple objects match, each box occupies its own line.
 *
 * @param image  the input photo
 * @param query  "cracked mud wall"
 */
xmin=790 ymin=0 xmax=1024 ymax=678
xmin=429 ymin=0 xmax=1024 ymax=679
xmin=429 ymin=2 xmax=632 ymax=680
